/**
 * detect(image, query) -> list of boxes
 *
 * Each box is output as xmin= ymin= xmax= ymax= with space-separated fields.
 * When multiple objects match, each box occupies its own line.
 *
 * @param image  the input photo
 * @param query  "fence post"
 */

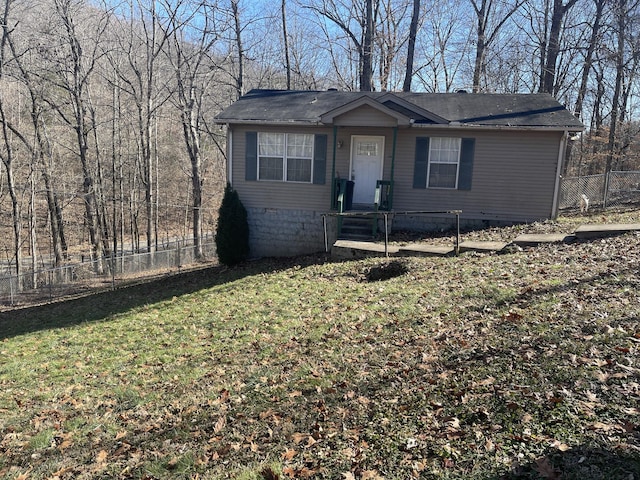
xmin=323 ymin=215 xmax=329 ymax=253
xmin=603 ymin=171 xmax=610 ymax=209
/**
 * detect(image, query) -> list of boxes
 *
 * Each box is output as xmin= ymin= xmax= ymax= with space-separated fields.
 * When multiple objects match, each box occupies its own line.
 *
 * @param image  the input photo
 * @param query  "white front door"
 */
xmin=350 ymin=136 xmax=384 ymax=205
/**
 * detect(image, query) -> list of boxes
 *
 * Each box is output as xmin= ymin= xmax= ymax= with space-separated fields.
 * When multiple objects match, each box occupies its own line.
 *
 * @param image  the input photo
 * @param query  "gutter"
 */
xmin=213 ymin=119 xmax=324 ymax=126
xmin=413 ymin=122 xmax=584 ymax=133
xmin=215 ymin=118 xmax=583 ymax=133
xmin=551 ymin=130 xmax=568 ymax=218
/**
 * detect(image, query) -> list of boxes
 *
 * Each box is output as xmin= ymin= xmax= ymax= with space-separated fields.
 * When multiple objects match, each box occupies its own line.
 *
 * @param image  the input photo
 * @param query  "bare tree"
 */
xmin=47 ymin=0 xmax=112 ymax=270
xmin=470 ymin=0 xmax=525 ymax=92
xmin=402 ymin=0 xmax=420 ymax=91
xmin=282 ymin=0 xmax=292 ymax=89
xmin=606 ymin=0 xmax=640 ymax=172
xmin=538 ymin=0 xmax=580 ymax=94
xmin=164 ymin=0 xmax=222 ymax=259
xmin=231 ymin=0 xmax=245 ymax=98
xmin=108 ymin=0 xmax=176 ymax=253
xmin=0 ymin=0 xmax=22 ymax=281
xmin=305 ymin=0 xmax=376 ymax=91
xmin=4 ymin=32 xmax=70 ymax=266
xmin=562 ymin=0 xmax=605 ymax=175
xmin=412 ymin=0 xmax=471 ymax=92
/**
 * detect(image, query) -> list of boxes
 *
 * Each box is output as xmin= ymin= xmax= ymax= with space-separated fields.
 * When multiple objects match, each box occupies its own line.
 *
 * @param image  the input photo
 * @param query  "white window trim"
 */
xmin=257 ymin=132 xmax=314 ymax=183
xmin=427 ymin=137 xmax=462 ymax=189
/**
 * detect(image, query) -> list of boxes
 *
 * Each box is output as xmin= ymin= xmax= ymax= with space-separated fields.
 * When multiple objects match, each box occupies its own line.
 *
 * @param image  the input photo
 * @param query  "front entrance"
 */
xmin=350 ymin=136 xmax=384 ymax=205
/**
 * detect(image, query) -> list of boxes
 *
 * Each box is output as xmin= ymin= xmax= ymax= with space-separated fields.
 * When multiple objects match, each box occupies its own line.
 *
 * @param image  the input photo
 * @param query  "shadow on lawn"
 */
xmin=501 ymin=444 xmax=640 ymax=479
xmin=0 ymin=253 xmax=332 ymax=340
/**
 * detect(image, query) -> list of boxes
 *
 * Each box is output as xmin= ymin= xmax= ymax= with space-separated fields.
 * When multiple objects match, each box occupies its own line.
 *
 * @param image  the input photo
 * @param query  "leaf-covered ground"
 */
xmin=0 ymin=213 xmax=639 ymax=479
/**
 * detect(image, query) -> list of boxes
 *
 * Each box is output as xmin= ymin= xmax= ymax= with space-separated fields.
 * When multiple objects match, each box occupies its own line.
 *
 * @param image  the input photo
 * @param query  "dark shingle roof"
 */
xmin=215 ymin=89 xmax=584 ymax=130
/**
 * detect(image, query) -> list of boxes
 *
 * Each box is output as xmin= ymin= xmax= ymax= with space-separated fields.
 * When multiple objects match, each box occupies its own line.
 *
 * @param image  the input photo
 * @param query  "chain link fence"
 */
xmin=559 ymin=171 xmax=640 ymax=211
xmin=0 ymin=239 xmax=218 ymax=307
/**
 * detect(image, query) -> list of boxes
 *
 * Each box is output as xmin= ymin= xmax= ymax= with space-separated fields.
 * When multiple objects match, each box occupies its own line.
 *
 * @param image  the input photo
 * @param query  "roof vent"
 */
xmin=327 ymin=88 xmax=338 ymax=91
xmin=456 ymin=89 xmax=468 ymax=94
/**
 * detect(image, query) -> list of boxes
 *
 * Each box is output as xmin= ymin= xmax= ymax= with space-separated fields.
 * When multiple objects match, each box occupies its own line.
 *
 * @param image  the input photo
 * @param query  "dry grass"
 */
xmin=0 ymin=211 xmax=639 ymax=479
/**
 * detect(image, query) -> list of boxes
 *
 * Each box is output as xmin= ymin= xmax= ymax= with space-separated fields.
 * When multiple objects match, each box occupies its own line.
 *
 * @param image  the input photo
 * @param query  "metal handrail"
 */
xmin=322 ymin=209 xmax=462 ymax=257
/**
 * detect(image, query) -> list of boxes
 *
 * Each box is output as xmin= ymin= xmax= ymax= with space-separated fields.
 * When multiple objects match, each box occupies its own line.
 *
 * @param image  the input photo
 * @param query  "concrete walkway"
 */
xmin=332 ymin=223 xmax=640 ymax=258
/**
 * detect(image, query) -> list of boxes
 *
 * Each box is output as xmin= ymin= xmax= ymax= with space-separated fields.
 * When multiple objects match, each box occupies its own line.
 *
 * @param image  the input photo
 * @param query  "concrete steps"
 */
xmin=331 ymin=223 xmax=640 ymax=258
xmin=513 ymin=233 xmax=576 ymax=247
xmin=339 ymin=216 xmax=375 ymax=241
xmin=574 ymin=223 xmax=640 ymax=239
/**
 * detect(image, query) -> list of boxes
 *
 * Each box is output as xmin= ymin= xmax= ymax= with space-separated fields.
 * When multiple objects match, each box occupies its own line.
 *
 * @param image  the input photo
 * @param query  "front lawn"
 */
xmin=1 ymin=225 xmax=639 ymax=479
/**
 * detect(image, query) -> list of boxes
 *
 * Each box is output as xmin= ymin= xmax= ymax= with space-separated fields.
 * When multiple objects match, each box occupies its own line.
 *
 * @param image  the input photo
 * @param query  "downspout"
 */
xmin=551 ymin=130 xmax=568 ymax=219
xmin=227 ymin=126 xmax=233 ymax=186
xmin=330 ymin=125 xmax=338 ymax=209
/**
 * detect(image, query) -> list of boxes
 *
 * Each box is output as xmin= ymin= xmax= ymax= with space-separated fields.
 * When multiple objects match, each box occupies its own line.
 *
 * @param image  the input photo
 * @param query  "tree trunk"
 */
xmin=606 ymin=0 xmax=626 ymax=174
xmin=403 ymin=0 xmax=420 ymax=92
xmin=29 ymin=166 xmax=37 ymax=288
xmin=55 ymin=0 xmax=105 ymax=271
xmin=232 ymin=0 xmax=244 ymax=98
xmin=0 ymin=0 xmax=21 ymax=285
xmin=574 ymin=0 xmax=605 ymax=119
xmin=563 ymin=0 xmax=604 ymax=176
xmin=282 ymin=0 xmax=291 ymax=90
xmin=361 ymin=0 xmax=374 ymax=91
xmin=471 ymin=0 xmax=487 ymax=93
xmin=540 ymin=0 xmax=579 ymax=95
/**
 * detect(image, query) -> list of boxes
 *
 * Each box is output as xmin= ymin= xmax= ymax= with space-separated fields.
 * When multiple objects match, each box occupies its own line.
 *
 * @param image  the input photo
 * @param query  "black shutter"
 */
xmin=413 ymin=137 xmax=429 ymax=189
xmin=245 ymin=131 xmax=257 ymax=181
xmin=458 ymin=138 xmax=475 ymax=190
xmin=313 ymin=134 xmax=327 ymax=185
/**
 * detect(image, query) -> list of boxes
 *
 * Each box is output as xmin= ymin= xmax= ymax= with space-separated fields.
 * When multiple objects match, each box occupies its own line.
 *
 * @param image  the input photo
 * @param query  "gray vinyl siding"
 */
xmin=392 ymin=129 xmax=562 ymax=222
xmin=333 ymin=105 xmax=400 ymax=127
xmin=230 ymin=125 xmax=334 ymax=211
xmin=230 ymin=123 xmax=562 ymax=221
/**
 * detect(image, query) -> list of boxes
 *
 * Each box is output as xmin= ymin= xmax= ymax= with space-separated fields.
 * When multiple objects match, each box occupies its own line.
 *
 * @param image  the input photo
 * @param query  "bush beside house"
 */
xmin=215 ymin=184 xmax=250 ymax=266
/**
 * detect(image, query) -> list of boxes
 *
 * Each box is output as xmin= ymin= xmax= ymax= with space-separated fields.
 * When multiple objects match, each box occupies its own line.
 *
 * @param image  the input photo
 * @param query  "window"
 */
xmin=258 ymin=133 xmax=314 ymax=182
xmin=427 ymin=137 xmax=461 ymax=189
xmin=413 ymin=136 xmax=474 ymax=191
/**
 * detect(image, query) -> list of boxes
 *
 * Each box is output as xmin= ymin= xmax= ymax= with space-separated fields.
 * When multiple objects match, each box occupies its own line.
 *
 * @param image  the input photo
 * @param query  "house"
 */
xmin=214 ymin=89 xmax=584 ymax=257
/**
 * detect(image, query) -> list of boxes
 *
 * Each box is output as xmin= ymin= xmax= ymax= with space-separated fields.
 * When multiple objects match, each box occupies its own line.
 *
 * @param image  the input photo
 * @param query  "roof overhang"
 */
xmin=378 ymin=93 xmax=449 ymax=124
xmin=213 ymin=119 xmax=323 ymax=126
xmin=412 ymin=122 xmax=584 ymax=133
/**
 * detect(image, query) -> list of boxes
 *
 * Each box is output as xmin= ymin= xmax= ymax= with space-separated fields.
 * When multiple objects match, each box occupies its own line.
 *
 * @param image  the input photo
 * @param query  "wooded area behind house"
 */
xmin=0 ymin=0 xmax=638 ymax=282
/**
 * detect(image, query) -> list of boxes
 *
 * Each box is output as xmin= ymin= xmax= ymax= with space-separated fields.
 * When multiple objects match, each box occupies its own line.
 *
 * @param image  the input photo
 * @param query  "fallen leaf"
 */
xmin=282 ymin=448 xmax=297 ymax=460
xmin=550 ymin=439 xmax=571 ymax=452
xmin=51 ymin=466 xmax=74 ymax=477
xmin=58 ymin=438 xmax=73 ymax=451
xmin=214 ymin=416 xmax=226 ymax=434
xmin=504 ymin=311 xmax=523 ymax=321
xmin=291 ymin=432 xmax=307 ymax=444
xmin=589 ymin=421 xmax=618 ymax=432
xmin=96 ymin=449 xmax=108 ymax=464
xmin=298 ymin=467 xmax=317 ymax=478
xmin=361 ymin=470 xmax=384 ymax=479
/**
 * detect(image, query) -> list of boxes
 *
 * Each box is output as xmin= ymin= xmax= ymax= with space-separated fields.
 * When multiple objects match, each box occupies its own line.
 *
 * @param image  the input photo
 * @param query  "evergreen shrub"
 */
xmin=215 ymin=183 xmax=249 ymax=266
